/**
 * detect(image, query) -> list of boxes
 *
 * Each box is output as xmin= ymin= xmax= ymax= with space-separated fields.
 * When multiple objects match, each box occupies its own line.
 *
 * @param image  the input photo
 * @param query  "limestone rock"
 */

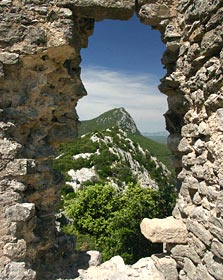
xmin=86 ymin=250 xmax=102 ymax=267
xmin=5 ymin=203 xmax=35 ymax=222
xmin=0 ymin=52 xmax=19 ymax=65
xmin=216 ymin=108 xmax=223 ymax=132
xmin=204 ymin=252 xmax=223 ymax=280
xmin=76 ymin=256 xmax=165 ymax=280
xmin=57 ymin=0 xmax=135 ymax=20
xmin=3 ymin=239 xmax=27 ymax=260
xmin=186 ymin=220 xmax=213 ymax=246
xmin=138 ymin=3 xmax=174 ymax=26
xmin=140 ymin=216 xmax=188 ymax=244
xmin=0 ymin=262 xmax=36 ymax=280
xmin=171 ymin=244 xmax=200 ymax=264
xmin=183 ymin=258 xmax=196 ymax=279
xmin=195 ymin=264 xmax=216 ymax=280
xmin=211 ymin=238 xmax=223 ymax=259
xmin=151 ymin=255 xmax=178 ymax=280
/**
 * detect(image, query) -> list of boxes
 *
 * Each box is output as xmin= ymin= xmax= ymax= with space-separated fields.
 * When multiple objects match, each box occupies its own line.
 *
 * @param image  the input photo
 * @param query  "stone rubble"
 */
xmin=72 ymin=255 xmax=165 ymax=280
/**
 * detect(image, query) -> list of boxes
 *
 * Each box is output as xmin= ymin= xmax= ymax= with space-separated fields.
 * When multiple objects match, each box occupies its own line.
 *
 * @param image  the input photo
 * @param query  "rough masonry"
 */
xmin=0 ymin=0 xmax=222 ymax=279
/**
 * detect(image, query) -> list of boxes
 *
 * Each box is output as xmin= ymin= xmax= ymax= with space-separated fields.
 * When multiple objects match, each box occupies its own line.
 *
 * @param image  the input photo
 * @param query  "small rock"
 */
xmin=0 ymin=52 xmax=19 ymax=64
xmin=1 ymin=261 xmax=36 ymax=280
xmin=5 ymin=203 xmax=35 ymax=222
xmin=216 ymin=108 xmax=223 ymax=132
xmin=0 ymin=0 xmax=12 ymax=5
xmin=3 ymin=239 xmax=27 ymax=259
xmin=86 ymin=250 xmax=102 ymax=267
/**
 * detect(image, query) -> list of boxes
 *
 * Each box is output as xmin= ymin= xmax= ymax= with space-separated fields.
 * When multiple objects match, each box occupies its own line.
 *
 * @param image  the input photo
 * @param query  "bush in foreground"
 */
xmin=62 ymin=183 xmax=175 ymax=264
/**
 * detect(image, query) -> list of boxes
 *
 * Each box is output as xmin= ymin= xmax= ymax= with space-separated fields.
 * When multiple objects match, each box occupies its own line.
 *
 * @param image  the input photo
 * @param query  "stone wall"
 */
xmin=0 ymin=0 xmax=222 ymax=279
xmin=138 ymin=0 xmax=223 ymax=279
xmin=0 ymin=1 xmax=89 ymax=278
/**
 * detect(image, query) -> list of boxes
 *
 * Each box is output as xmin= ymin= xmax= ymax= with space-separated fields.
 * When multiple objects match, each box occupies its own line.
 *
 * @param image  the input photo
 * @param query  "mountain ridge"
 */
xmin=54 ymin=128 xmax=173 ymax=192
xmin=79 ymin=107 xmax=140 ymax=136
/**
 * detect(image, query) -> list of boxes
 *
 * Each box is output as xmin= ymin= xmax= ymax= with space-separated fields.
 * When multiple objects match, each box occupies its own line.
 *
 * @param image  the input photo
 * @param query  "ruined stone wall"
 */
xmin=138 ymin=0 xmax=223 ymax=279
xmin=0 ymin=0 xmax=222 ymax=279
xmin=0 ymin=1 xmax=90 ymax=278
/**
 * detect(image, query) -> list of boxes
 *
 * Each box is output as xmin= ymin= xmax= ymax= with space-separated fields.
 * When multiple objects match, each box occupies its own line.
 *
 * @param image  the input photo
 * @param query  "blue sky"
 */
xmin=77 ymin=14 xmax=167 ymax=132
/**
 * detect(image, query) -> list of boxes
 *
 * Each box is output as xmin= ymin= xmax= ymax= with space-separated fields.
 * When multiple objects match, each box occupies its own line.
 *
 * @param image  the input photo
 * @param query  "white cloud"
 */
xmin=77 ymin=66 xmax=168 ymax=132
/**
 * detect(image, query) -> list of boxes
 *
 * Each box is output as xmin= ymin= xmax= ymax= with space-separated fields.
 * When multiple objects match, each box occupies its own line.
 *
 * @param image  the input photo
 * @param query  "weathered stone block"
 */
xmin=141 ymin=216 xmax=188 ymax=244
xmin=58 ymin=0 xmax=135 ymax=20
xmin=183 ymin=258 xmax=196 ymax=279
xmin=188 ymin=234 xmax=207 ymax=258
xmin=211 ymin=238 xmax=223 ymax=259
xmin=151 ymin=255 xmax=178 ymax=280
xmin=3 ymin=239 xmax=26 ymax=260
xmin=204 ymin=252 xmax=223 ymax=280
xmin=5 ymin=203 xmax=35 ymax=223
xmin=0 ymin=159 xmax=35 ymax=177
xmin=138 ymin=3 xmax=174 ymax=26
xmin=216 ymin=192 xmax=223 ymax=218
xmin=171 ymin=245 xmax=200 ymax=264
xmin=189 ymin=206 xmax=209 ymax=226
xmin=201 ymin=25 xmax=223 ymax=56
xmin=0 ymin=139 xmax=22 ymax=160
xmin=195 ymin=264 xmax=215 ymax=280
xmin=187 ymin=220 xmax=212 ymax=246
xmin=0 ymin=52 xmax=19 ymax=64
xmin=0 ymin=261 xmax=36 ymax=280
xmin=86 ymin=250 xmax=102 ymax=267
xmin=178 ymin=137 xmax=193 ymax=153
xmin=216 ymin=108 xmax=223 ymax=132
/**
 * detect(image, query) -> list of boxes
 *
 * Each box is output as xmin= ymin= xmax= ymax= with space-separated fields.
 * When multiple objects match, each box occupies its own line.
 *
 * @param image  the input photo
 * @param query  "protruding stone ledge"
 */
xmin=140 ymin=216 xmax=188 ymax=244
xmin=57 ymin=0 xmax=135 ymax=20
xmin=137 ymin=2 xmax=176 ymax=27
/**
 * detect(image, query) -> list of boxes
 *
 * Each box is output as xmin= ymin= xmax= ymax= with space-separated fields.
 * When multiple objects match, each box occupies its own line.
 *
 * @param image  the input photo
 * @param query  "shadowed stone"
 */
xmin=57 ymin=0 xmax=135 ymax=20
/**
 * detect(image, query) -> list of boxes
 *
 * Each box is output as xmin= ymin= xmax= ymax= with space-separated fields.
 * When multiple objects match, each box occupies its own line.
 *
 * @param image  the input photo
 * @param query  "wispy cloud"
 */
xmin=77 ymin=66 xmax=167 ymax=132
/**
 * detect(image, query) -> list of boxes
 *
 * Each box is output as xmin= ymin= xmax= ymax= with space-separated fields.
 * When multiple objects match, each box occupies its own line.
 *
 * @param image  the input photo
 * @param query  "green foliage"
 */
xmin=63 ymin=183 xmax=176 ymax=264
xmin=127 ymin=133 xmax=173 ymax=171
xmin=79 ymin=108 xmax=140 ymax=136
xmin=54 ymin=125 xmax=177 ymax=264
xmin=53 ymin=135 xmax=99 ymax=176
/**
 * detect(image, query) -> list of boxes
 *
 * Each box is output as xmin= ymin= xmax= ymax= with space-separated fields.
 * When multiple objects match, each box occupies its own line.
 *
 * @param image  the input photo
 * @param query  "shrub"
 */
xmin=62 ymin=183 xmax=175 ymax=264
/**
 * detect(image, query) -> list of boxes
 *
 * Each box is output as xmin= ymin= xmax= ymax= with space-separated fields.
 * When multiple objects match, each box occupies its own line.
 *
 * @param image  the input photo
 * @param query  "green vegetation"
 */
xmin=62 ymin=183 xmax=176 ymax=264
xmin=146 ymin=135 xmax=167 ymax=144
xmin=54 ymin=128 xmax=174 ymax=190
xmin=54 ymin=108 xmax=177 ymax=264
xmin=128 ymin=133 xmax=173 ymax=170
xmin=79 ymin=107 xmax=140 ymax=136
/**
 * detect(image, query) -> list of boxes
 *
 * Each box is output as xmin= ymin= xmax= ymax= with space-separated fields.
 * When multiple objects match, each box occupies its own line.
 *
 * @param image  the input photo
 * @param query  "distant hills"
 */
xmin=79 ymin=107 xmax=140 ymax=136
xmin=142 ymin=132 xmax=168 ymax=145
xmin=54 ymin=107 xmax=174 ymax=191
xmin=79 ymin=107 xmax=171 ymax=168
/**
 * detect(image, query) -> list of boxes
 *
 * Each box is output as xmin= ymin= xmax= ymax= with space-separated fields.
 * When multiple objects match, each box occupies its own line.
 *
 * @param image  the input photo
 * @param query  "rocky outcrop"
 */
xmin=79 ymin=107 xmax=141 ymax=136
xmin=55 ymin=128 xmax=172 ymax=191
xmin=0 ymin=0 xmax=223 ymax=279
